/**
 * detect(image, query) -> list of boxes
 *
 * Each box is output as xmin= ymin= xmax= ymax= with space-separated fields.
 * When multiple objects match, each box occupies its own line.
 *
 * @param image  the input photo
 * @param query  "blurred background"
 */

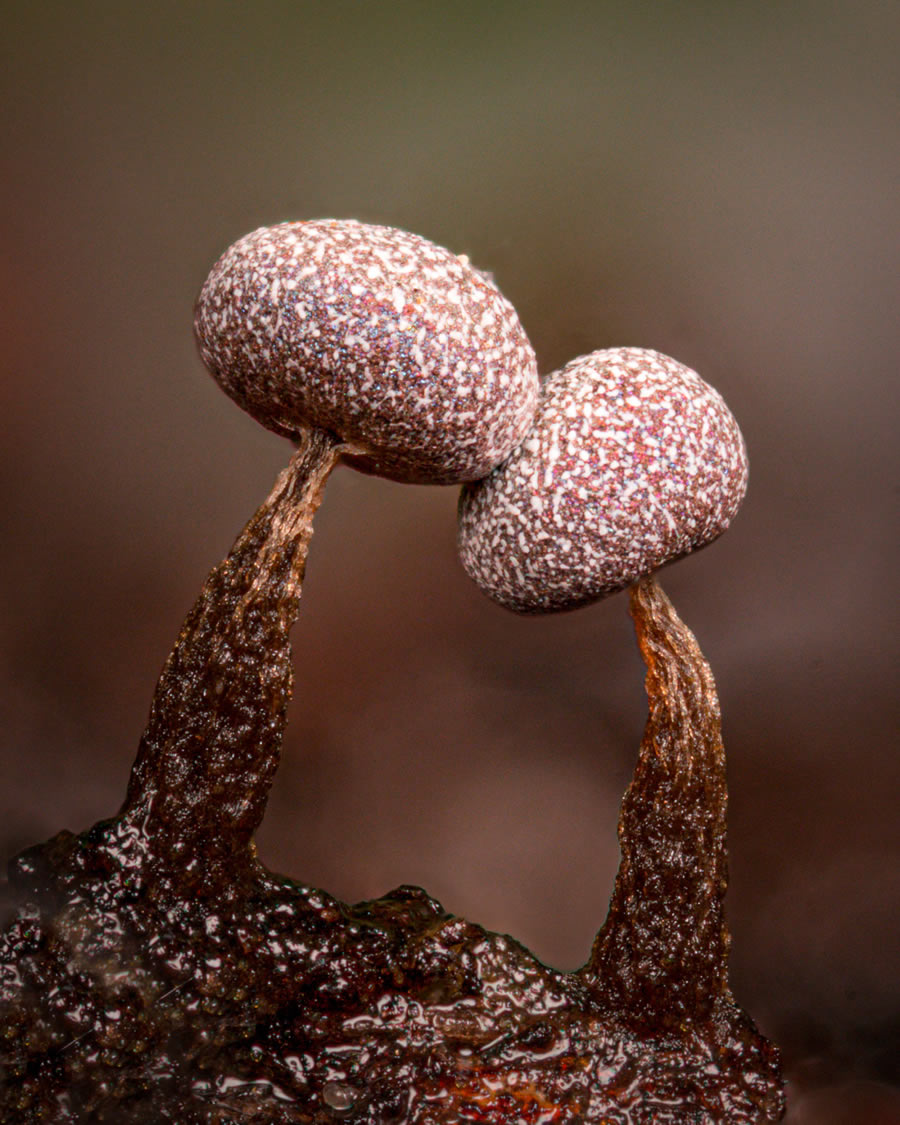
xmin=2 ymin=2 xmax=898 ymax=1120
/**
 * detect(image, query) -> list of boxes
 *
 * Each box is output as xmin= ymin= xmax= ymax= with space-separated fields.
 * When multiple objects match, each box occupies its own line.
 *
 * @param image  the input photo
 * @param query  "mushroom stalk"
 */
xmin=584 ymin=576 xmax=730 ymax=1028
xmin=124 ymin=426 xmax=342 ymax=857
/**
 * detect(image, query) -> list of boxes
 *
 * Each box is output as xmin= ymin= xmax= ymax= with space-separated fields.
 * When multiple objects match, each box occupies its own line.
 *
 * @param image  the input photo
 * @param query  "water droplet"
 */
xmin=322 ymin=1080 xmax=360 ymax=1114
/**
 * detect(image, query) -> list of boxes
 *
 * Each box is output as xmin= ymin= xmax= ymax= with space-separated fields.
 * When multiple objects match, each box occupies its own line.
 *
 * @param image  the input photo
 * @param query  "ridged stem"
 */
xmin=584 ymin=576 xmax=731 ymax=1029
xmin=123 ymin=427 xmax=342 ymax=862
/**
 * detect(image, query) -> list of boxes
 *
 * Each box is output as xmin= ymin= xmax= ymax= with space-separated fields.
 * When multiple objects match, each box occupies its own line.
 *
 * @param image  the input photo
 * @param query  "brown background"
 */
xmin=2 ymin=3 xmax=898 ymax=1120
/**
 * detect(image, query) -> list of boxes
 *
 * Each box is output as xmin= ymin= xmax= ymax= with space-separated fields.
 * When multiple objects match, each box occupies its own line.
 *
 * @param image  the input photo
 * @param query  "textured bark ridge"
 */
xmin=0 ymin=465 xmax=784 ymax=1122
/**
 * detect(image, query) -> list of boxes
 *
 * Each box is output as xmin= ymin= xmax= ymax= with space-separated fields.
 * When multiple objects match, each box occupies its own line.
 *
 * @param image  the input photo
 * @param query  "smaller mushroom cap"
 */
xmin=194 ymin=220 xmax=539 ymax=485
xmin=458 ymin=347 xmax=748 ymax=613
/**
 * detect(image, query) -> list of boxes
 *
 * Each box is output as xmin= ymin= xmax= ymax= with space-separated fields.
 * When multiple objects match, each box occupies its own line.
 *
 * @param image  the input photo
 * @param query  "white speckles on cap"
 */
xmin=458 ymin=348 xmax=749 ymax=613
xmin=194 ymin=220 xmax=539 ymax=484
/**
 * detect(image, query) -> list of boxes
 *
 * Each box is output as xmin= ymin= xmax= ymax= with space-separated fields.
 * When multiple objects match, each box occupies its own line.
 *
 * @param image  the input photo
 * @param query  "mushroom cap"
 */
xmin=458 ymin=347 xmax=748 ymax=613
xmin=194 ymin=220 xmax=539 ymax=484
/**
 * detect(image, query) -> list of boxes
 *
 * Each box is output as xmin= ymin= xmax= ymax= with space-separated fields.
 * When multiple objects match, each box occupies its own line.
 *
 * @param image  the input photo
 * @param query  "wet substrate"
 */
xmin=0 ymin=444 xmax=784 ymax=1122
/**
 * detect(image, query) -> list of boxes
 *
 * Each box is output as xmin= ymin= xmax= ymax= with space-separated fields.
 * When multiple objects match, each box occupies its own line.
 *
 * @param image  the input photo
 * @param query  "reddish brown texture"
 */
xmin=124 ymin=426 xmax=342 ymax=856
xmin=0 ymin=450 xmax=782 ymax=1121
xmin=458 ymin=350 xmax=748 ymax=613
xmin=588 ymin=578 xmax=730 ymax=1026
xmin=3 ymin=15 xmax=898 ymax=1120
xmin=194 ymin=221 xmax=539 ymax=485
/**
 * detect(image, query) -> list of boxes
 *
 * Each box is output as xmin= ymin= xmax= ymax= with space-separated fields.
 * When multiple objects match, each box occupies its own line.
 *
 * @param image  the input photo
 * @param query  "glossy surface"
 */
xmin=0 ymin=440 xmax=782 ymax=1121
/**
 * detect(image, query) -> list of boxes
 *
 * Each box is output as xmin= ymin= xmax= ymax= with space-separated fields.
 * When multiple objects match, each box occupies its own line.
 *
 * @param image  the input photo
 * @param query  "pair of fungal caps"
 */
xmin=195 ymin=219 xmax=748 ymax=607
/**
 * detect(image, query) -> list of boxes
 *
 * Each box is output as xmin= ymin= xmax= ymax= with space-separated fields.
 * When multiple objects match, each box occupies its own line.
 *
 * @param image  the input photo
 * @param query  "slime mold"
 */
xmin=0 ymin=224 xmax=784 ymax=1123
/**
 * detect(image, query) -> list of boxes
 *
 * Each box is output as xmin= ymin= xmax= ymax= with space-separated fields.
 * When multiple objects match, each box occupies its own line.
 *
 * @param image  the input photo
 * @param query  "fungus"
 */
xmin=125 ymin=219 xmax=538 ymax=848
xmin=194 ymin=219 xmax=538 ymax=485
xmin=455 ymin=345 xmax=783 ymax=1108
xmin=0 ymin=246 xmax=784 ymax=1121
xmin=458 ymin=347 xmax=748 ymax=613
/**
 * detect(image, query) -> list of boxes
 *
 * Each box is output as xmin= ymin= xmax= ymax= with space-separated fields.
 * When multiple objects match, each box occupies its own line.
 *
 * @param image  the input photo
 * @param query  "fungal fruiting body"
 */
xmin=118 ymin=219 xmax=539 ymax=860
xmin=194 ymin=220 xmax=539 ymax=484
xmin=458 ymin=347 xmax=748 ymax=612
xmin=0 ymin=232 xmax=785 ymax=1122
xmin=451 ymin=343 xmax=782 ymax=1116
xmin=125 ymin=219 xmax=538 ymax=859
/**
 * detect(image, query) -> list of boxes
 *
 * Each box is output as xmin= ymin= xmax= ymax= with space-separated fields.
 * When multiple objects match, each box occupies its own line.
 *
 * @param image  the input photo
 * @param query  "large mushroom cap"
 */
xmin=194 ymin=220 xmax=539 ymax=484
xmin=458 ymin=347 xmax=748 ymax=613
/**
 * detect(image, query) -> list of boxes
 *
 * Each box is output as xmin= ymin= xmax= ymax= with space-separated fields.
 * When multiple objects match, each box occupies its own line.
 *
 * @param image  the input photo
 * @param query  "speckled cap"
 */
xmin=458 ymin=348 xmax=748 ymax=612
xmin=194 ymin=220 xmax=539 ymax=484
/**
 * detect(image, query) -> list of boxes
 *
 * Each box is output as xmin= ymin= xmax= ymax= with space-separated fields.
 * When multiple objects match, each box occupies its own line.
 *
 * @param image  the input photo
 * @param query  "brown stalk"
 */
xmin=585 ymin=576 xmax=731 ymax=1029
xmin=123 ymin=427 xmax=342 ymax=859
